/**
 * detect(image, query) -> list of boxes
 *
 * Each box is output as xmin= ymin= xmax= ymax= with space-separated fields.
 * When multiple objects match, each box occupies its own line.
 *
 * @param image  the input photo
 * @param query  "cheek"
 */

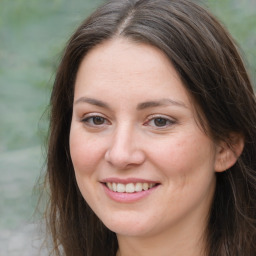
xmin=69 ymin=128 xmax=105 ymax=174
xmin=149 ymin=134 xmax=216 ymax=176
xmin=69 ymin=129 xmax=106 ymax=203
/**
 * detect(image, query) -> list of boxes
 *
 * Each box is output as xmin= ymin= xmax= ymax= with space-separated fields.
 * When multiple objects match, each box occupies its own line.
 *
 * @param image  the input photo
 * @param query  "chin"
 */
xmin=107 ymin=224 xmax=150 ymax=237
xmin=100 ymin=213 xmax=155 ymax=237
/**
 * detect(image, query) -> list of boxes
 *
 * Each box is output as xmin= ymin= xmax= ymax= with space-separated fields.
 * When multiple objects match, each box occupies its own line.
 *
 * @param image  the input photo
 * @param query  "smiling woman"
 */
xmin=70 ymin=38 xmax=219 ymax=246
xmin=43 ymin=0 xmax=256 ymax=255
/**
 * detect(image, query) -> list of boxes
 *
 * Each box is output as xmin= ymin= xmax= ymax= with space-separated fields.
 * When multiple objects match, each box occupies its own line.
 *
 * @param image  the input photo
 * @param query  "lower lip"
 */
xmin=102 ymin=184 xmax=159 ymax=203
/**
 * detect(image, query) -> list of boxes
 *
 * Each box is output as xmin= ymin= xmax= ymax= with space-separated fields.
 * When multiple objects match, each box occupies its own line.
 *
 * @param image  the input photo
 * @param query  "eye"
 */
xmin=152 ymin=118 xmax=169 ymax=127
xmin=81 ymin=115 xmax=109 ymax=127
xmin=144 ymin=115 xmax=175 ymax=128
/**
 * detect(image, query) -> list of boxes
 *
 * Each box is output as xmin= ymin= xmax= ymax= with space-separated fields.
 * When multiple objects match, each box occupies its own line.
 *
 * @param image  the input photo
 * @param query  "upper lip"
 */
xmin=101 ymin=177 xmax=160 ymax=184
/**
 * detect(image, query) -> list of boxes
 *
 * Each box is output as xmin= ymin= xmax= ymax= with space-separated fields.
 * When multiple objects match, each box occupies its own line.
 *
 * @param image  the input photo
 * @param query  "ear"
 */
xmin=214 ymin=133 xmax=244 ymax=173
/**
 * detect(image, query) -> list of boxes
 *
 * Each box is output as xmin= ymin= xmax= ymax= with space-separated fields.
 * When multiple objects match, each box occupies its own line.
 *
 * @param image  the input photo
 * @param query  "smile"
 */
xmin=105 ymin=182 xmax=158 ymax=193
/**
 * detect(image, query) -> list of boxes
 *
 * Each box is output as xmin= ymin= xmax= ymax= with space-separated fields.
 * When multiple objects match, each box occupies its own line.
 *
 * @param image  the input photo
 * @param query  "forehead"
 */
xmin=74 ymin=38 xmax=188 ymax=98
xmin=79 ymin=38 xmax=177 ymax=78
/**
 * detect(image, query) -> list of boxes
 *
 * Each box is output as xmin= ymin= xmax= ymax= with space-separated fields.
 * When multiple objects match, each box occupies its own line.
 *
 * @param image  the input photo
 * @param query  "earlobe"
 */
xmin=214 ymin=133 xmax=244 ymax=173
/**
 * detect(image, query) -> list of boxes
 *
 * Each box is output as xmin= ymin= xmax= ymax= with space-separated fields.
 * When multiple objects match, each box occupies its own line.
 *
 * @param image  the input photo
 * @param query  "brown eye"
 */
xmin=154 ymin=118 xmax=168 ymax=127
xmin=93 ymin=116 xmax=105 ymax=125
xmin=144 ymin=115 xmax=175 ymax=129
xmin=82 ymin=115 xmax=108 ymax=126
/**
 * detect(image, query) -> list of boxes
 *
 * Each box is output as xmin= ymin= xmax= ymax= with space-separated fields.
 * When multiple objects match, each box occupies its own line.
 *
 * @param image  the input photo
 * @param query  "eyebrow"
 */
xmin=136 ymin=98 xmax=187 ymax=110
xmin=74 ymin=97 xmax=111 ymax=109
xmin=74 ymin=97 xmax=187 ymax=110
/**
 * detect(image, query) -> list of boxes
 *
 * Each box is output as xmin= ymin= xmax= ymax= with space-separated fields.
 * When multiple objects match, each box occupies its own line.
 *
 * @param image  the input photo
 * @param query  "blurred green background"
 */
xmin=0 ymin=0 xmax=255 ymax=254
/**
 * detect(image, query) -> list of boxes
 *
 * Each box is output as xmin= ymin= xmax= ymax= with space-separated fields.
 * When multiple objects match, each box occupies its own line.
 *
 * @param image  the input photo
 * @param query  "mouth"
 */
xmin=104 ymin=182 xmax=159 ymax=193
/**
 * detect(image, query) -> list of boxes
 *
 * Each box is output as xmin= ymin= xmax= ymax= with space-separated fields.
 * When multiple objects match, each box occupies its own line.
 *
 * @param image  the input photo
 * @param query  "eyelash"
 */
xmin=144 ymin=115 xmax=176 ymax=128
xmin=81 ymin=114 xmax=176 ymax=129
xmin=81 ymin=114 xmax=110 ymax=127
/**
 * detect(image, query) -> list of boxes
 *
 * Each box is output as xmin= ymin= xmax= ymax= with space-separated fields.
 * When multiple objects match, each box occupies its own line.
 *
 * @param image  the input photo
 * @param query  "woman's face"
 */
xmin=70 ymin=38 xmax=218 ymax=238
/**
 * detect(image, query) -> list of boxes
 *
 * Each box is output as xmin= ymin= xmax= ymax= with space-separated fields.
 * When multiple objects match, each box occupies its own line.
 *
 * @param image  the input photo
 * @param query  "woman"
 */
xmin=44 ymin=0 xmax=256 ymax=255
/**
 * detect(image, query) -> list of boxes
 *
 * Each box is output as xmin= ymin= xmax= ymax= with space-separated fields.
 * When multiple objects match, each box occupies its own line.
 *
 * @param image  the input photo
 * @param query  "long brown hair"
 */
xmin=44 ymin=0 xmax=256 ymax=255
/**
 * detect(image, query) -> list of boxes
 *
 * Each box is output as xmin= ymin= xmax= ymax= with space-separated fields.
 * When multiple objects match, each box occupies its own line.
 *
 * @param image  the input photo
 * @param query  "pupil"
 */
xmin=94 ymin=116 xmax=104 ymax=125
xmin=154 ymin=118 xmax=166 ymax=126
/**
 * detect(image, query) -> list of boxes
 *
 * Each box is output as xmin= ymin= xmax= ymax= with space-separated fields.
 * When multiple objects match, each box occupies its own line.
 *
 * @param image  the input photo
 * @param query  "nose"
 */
xmin=104 ymin=125 xmax=145 ymax=169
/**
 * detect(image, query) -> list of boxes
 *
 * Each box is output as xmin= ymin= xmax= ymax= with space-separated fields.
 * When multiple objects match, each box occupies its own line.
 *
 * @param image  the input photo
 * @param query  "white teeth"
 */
xmin=135 ymin=183 xmax=142 ymax=192
xmin=126 ymin=183 xmax=135 ymax=193
xmin=116 ymin=183 xmax=125 ymax=193
xmin=106 ymin=182 xmax=156 ymax=193
xmin=107 ymin=182 xmax=112 ymax=190
xmin=112 ymin=183 xmax=117 ymax=192
xmin=142 ymin=183 xmax=149 ymax=191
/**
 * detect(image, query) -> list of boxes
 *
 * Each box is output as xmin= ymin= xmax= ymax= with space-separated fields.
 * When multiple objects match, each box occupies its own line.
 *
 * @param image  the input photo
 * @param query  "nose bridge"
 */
xmin=113 ymin=122 xmax=132 ymax=149
xmin=111 ymin=123 xmax=136 ymax=159
xmin=105 ymin=122 xmax=144 ymax=168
